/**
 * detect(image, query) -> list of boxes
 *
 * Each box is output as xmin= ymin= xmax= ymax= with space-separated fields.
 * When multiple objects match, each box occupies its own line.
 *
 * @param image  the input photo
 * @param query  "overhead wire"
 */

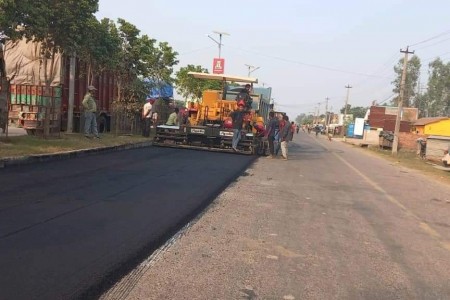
xmin=409 ymin=29 xmax=450 ymax=47
xmin=226 ymin=46 xmax=391 ymax=79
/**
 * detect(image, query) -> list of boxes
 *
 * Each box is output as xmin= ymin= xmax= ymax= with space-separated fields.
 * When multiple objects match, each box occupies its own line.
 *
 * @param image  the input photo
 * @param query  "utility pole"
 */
xmin=392 ymin=46 xmax=414 ymax=155
xmin=313 ymin=106 xmax=318 ymax=124
xmin=325 ymin=97 xmax=329 ymax=126
xmin=245 ymin=64 xmax=260 ymax=77
xmin=66 ymin=54 xmax=76 ymax=133
xmin=317 ymin=102 xmax=321 ymax=124
xmin=343 ymin=85 xmax=352 ymax=135
xmin=328 ymin=105 xmax=333 ymax=125
xmin=207 ymin=31 xmax=229 ymax=58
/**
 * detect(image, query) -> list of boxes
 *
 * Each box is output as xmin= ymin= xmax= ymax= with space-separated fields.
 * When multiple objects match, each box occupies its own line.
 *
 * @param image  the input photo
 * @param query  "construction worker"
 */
xmin=235 ymin=84 xmax=253 ymax=110
xmin=230 ymin=103 xmax=245 ymax=152
xmin=166 ymin=107 xmax=179 ymax=126
xmin=82 ymin=85 xmax=100 ymax=139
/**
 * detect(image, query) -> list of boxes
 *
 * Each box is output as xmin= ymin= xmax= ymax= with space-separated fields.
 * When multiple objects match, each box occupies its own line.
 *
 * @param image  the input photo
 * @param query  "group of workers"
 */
xmin=142 ymin=83 xmax=298 ymax=159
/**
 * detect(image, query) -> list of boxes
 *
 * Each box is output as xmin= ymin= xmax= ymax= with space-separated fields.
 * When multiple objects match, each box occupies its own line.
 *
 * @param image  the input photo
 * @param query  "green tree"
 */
xmin=175 ymin=65 xmax=221 ymax=101
xmin=77 ymin=17 xmax=121 ymax=84
xmin=339 ymin=105 xmax=367 ymax=119
xmin=391 ymin=55 xmax=421 ymax=107
xmin=423 ymin=58 xmax=450 ymax=117
xmin=295 ymin=113 xmax=306 ymax=125
xmin=110 ymin=18 xmax=178 ymax=131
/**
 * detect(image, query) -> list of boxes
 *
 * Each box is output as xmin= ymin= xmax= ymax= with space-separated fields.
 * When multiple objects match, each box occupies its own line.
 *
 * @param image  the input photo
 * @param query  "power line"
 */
xmin=227 ymin=46 xmax=391 ymax=79
xmin=414 ymin=36 xmax=450 ymax=50
xmin=409 ymin=29 xmax=450 ymax=47
xmin=178 ymin=46 xmax=214 ymax=56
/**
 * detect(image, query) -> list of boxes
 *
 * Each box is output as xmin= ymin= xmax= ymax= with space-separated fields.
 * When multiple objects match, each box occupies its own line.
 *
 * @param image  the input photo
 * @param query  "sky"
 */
xmin=96 ymin=0 xmax=450 ymax=119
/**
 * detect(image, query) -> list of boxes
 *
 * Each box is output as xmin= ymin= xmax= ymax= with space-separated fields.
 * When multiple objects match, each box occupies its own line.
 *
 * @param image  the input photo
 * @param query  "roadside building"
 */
xmin=412 ymin=117 xmax=450 ymax=136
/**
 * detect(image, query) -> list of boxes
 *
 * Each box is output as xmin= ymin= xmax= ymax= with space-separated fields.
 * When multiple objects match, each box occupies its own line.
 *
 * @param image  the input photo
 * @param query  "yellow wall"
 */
xmin=424 ymin=119 xmax=450 ymax=136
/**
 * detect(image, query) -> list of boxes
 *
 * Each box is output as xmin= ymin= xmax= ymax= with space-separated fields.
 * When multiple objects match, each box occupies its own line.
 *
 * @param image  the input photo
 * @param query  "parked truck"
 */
xmin=4 ymin=39 xmax=115 ymax=135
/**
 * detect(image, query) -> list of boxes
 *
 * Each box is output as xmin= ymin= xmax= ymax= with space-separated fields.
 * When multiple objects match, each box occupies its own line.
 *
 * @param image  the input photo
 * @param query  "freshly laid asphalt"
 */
xmin=0 ymin=146 xmax=254 ymax=300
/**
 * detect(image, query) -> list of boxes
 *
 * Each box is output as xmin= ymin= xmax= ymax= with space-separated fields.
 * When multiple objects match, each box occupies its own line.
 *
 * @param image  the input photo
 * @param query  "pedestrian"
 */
xmin=230 ymin=103 xmax=245 ymax=152
xmin=296 ymin=125 xmax=300 ymax=134
xmin=279 ymin=115 xmax=291 ymax=160
xmin=166 ymin=107 xmax=179 ymax=126
xmin=82 ymin=85 xmax=100 ymax=139
xmin=142 ymin=98 xmax=153 ymax=137
xmin=265 ymin=111 xmax=278 ymax=158
xmin=274 ymin=114 xmax=283 ymax=156
xmin=314 ymin=124 xmax=320 ymax=137
xmin=290 ymin=121 xmax=296 ymax=141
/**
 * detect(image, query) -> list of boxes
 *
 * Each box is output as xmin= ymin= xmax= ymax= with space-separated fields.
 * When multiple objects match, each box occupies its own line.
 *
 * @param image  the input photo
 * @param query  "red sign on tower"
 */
xmin=213 ymin=58 xmax=225 ymax=74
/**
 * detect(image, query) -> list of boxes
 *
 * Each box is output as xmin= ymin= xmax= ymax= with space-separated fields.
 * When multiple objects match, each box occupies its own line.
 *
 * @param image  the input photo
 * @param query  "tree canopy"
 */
xmin=0 ymin=0 xmax=98 ymax=54
xmin=175 ymin=65 xmax=221 ymax=101
xmin=391 ymin=55 xmax=421 ymax=107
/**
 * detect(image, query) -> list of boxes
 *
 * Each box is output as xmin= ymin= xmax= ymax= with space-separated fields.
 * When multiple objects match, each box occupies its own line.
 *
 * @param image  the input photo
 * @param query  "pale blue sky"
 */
xmin=97 ymin=0 xmax=450 ymax=118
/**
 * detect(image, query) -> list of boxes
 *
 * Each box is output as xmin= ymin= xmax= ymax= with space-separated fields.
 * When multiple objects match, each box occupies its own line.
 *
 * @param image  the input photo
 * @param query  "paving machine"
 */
xmin=153 ymin=72 xmax=271 ymax=155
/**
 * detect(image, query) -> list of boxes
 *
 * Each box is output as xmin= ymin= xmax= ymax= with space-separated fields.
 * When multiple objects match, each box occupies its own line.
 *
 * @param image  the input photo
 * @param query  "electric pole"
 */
xmin=314 ymin=106 xmax=318 ymax=124
xmin=207 ymin=31 xmax=229 ymax=58
xmin=392 ymin=46 xmax=414 ymax=155
xmin=328 ymin=105 xmax=333 ymax=125
xmin=343 ymin=85 xmax=352 ymax=135
xmin=67 ymin=54 xmax=76 ymax=133
xmin=325 ymin=97 xmax=329 ymax=126
xmin=317 ymin=102 xmax=322 ymax=124
xmin=245 ymin=64 xmax=260 ymax=77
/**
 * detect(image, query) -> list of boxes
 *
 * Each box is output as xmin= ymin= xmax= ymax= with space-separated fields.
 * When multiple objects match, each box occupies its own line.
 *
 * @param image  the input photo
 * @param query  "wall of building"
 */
xmin=424 ymin=119 xmax=450 ymax=137
xmin=398 ymin=132 xmax=426 ymax=151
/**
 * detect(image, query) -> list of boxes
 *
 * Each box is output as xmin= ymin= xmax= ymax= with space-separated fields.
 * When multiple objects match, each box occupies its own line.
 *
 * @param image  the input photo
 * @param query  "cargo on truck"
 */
xmin=3 ymin=38 xmax=115 ymax=135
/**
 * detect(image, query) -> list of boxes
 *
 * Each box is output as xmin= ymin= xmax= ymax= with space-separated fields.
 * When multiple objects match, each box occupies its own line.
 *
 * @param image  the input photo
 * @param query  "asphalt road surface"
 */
xmin=108 ymin=132 xmax=450 ymax=300
xmin=0 ymin=147 xmax=254 ymax=299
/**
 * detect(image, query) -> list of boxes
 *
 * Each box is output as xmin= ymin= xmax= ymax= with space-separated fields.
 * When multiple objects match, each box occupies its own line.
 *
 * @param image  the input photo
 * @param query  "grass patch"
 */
xmin=366 ymin=145 xmax=450 ymax=184
xmin=0 ymin=133 xmax=152 ymax=159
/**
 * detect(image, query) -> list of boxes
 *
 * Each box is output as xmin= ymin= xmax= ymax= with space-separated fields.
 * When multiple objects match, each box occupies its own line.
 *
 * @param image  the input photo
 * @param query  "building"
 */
xmin=412 ymin=117 xmax=450 ymax=136
xmin=366 ymin=105 xmax=418 ymax=132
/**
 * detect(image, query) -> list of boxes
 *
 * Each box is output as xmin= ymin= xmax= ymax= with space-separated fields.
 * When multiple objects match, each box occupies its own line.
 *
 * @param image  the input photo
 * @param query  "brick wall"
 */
xmin=399 ymin=132 xmax=427 ymax=151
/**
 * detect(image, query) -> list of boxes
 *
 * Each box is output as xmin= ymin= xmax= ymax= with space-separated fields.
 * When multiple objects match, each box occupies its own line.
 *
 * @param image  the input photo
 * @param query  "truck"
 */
xmin=3 ymin=39 xmax=115 ymax=135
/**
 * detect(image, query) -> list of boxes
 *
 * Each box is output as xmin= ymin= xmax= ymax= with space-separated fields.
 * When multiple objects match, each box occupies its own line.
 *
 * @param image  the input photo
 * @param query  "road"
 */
xmin=112 ymin=132 xmax=450 ymax=300
xmin=0 ymin=147 xmax=254 ymax=299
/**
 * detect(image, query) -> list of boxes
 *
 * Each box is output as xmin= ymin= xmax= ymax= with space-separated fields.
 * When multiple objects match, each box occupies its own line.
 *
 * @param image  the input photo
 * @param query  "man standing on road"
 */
xmin=82 ymin=85 xmax=100 ymax=139
xmin=265 ymin=111 xmax=278 ymax=158
xmin=142 ymin=98 xmax=153 ymax=137
xmin=230 ymin=103 xmax=245 ymax=152
xmin=279 ymin=115 xmax=291 ymax=160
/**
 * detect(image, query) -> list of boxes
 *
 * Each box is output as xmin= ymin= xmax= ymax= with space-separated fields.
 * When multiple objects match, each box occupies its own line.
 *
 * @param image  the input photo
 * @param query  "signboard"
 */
xmin=354 ymin=118 xmax=365 ymax=136
xmin=213 ymin=58 xmax=225 ymax=74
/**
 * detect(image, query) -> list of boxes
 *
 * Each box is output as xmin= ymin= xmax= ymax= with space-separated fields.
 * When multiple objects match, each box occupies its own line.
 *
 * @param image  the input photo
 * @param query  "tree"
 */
xmin=340 ymin=105 xmax=367 ymax=119
xmin=295 ymin=113 xmax=313 ymax=125
xmin=175 ymin=65 xmax=221 ymax=101
xmin=109 ymin=18 xmax=178 ymax=133
xmin=423 ymin=58 xmax=450 ymax=117
xmin=295 ymin=113 xmax=306 ymax=125
xmin=391 ymin=55 xmax=421 ymax=107
xmin=77 ymin=17 xmax=121 ymax=85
